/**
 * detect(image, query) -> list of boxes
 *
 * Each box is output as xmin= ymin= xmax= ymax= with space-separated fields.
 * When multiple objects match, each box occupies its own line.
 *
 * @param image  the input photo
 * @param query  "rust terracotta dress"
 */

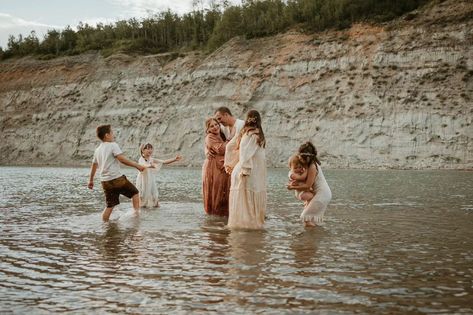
xmin=202 ymin=133 xmax=231 ymax=216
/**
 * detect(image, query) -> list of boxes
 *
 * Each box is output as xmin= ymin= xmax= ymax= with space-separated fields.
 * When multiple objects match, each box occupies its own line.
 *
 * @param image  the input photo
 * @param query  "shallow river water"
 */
xmin=1 ymin=167 xmax=472 ymax=314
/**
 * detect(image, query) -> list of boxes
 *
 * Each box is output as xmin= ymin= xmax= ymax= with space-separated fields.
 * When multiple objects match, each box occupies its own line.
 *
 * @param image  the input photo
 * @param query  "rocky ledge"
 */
xmin=0 ymin=0 xmax=472 ymax=169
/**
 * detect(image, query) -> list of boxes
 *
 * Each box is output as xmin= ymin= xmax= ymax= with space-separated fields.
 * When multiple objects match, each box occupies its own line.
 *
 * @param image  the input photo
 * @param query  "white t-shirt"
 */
xmin=92 ymin=142 xmax=123 ymax=182
xmin=221 ymin=119 xmax=245 ymax=140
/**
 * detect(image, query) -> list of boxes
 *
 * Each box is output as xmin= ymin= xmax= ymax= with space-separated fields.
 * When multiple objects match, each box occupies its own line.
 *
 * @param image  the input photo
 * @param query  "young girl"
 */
xmin=288 ymin=154 xmax=314 ymax=205
xmin=287 ymin=142 xmax=331 ymax=227
xmin=136 ymin=143 xmax=182 ymax=208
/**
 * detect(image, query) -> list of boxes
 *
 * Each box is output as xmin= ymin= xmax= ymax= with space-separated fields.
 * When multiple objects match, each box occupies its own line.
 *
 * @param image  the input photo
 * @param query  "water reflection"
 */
xmin=227 ymin=229 xmax=269 ymax=297
xmin=0 ymin=167 xmax=472 ymax=314
xmin=290 ymin=228 xmax=327 ymax=269
xmin=200 ymin=215 xmax=230 ymax=266
xmin=98 ymin=216 xmax=142 ymax=262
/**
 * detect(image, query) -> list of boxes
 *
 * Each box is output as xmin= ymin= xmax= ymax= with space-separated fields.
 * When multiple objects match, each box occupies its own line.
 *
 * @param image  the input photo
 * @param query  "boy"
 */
xmin=88 ymin=125 xmax=145 ymax=221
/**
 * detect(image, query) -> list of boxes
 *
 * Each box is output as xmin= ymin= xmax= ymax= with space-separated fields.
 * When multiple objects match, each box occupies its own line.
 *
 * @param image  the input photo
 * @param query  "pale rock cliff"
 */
xmin=1 ymin=0 xmax=472 ymax=169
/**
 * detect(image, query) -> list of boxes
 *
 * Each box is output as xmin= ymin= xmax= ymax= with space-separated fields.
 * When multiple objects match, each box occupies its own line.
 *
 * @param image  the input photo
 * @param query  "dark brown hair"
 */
xmin=298 ymin=141 xmax=321 ymax=167
xmin=96 ymin=125 xmax=111 ymax=141
xmin=140 ymin=143 xmax=153 ymax=158
xmin=214 ymin=106 xmax=232 ymax=116
xmin=240 ymin=110 xmax=265 ymax=148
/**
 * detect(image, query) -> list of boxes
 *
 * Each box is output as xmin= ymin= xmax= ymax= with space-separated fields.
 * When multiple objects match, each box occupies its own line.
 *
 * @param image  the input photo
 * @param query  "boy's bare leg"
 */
xmin=132 ymin=194 xmax=140 ymax=213
xmin=102 ymin=207 xmax=114 ymax=221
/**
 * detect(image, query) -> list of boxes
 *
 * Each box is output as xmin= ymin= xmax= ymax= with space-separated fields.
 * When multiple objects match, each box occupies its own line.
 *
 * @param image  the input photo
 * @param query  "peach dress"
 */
xmin=202 ymin=133 xmax=231 ymax=216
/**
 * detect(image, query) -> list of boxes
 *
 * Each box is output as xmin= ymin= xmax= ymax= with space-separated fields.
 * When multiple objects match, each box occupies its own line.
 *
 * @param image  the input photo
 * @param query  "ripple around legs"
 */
xmin=1 ymin=167 xmax=473 ymax=314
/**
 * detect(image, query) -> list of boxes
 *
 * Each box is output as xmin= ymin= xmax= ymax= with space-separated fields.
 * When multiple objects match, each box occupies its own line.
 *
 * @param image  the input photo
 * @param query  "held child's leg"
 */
xmin=299 ymin=191 xmax=314 ymax=207
xmin=102 ymin=207 xmax=114 ymax=221
xmin=300 ymin=191 xmax=314 ymax=202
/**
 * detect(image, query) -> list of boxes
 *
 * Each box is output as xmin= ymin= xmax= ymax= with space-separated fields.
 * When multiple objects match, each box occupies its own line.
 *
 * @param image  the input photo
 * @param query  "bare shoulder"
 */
xmin=308 ymin=163 xmax=318 ymax=175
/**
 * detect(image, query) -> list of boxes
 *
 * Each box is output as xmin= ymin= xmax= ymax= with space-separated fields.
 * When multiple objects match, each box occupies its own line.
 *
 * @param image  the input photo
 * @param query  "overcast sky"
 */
xmin=0 ymin=0 xmax=237 ymax=49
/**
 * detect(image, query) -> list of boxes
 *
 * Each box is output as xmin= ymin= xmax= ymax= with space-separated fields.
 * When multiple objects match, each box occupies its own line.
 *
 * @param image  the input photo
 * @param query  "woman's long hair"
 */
xmin=239 ymin=110 xmax=265 ymax=148
xmin=298 ymin=142 xmax=321 ymax=168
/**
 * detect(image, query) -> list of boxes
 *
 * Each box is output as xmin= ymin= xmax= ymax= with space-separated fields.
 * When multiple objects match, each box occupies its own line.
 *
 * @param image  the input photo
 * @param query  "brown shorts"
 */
xmin=101 ymin=175 xmax=139 ymax=208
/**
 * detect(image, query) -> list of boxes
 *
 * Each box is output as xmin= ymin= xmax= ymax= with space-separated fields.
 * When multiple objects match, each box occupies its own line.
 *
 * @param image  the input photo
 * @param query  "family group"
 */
xmin=88 ymin=107 xmax=331 ymax=228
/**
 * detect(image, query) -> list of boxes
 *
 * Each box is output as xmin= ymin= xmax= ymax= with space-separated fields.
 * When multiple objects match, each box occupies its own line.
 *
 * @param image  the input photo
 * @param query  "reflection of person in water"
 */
xmin=200 ymin=215 xmax=230 ymax=266
xmin=227 ymin=230 xmax=269 ymax=297
xmin=99 ymin=219 xmax=142 ymax=264
xmin=290 ymin=229 xmax=327 ymax=269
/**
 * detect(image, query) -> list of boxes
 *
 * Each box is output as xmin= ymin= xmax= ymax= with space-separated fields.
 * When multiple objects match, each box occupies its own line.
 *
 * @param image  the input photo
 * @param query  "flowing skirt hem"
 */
xmin=228 ymin=189 xmax=266 ymax=230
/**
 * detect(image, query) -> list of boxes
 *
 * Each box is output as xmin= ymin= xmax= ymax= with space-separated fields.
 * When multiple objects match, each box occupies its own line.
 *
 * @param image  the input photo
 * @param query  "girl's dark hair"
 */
xmin=298 ymin=142 xmax=321 ymax=167
xmin=140 ymin=143 xmax=153 ymax=158
xmin=240 ymin=110 xmax=265 ymax=148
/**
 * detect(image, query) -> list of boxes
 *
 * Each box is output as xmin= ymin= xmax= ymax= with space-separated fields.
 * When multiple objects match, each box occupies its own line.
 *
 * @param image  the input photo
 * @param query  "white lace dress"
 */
xmin=300 ymin=165 xmax=332 ymax=225
xmin=136 ymin=157 xmax=164 ymax=208
xmin=227 ymin=133 xmax=267 ymax=229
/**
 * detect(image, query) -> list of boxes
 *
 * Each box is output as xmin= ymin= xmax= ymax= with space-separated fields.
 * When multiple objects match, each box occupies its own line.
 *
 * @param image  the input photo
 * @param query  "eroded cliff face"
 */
xmin=1 ymin=0 xmax=472 ymax=168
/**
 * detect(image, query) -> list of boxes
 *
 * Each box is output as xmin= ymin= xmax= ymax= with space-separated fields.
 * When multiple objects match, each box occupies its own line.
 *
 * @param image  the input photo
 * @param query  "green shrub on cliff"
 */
xmin=1 ymin=0 xmax=429 ymax=60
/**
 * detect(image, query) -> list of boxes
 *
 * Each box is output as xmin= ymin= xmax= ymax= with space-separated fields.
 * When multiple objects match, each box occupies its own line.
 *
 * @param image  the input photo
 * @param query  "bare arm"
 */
xmin=289 ymin=169 xmax=307 ymax=181
xmin=88 ymin=163 xmax=97 ymax=189
xmin=287 ymin=164 xmax=317 ymax=191
xmin=162 ymin=155 xmax=182 ymax=165
xmin=116 ymin=154 xmax=145 ymax=171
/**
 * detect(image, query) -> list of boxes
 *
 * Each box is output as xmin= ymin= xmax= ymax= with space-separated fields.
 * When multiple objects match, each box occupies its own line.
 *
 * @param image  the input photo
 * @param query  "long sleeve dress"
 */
xmin=300 ymin=165 xmax=332 ymax=225
xmin=227 ymin=132 xmax=267 ymax=229
xmin=202 ymin=133 xmax=231 ymax=216
xmin=223 ymin=119 xmax=245 ymax=170
xmin=136 ymin=157 xmax=164 ymax=208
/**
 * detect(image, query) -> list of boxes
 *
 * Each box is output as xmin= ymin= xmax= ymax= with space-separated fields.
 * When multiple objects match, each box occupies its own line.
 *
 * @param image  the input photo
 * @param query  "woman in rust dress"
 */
xmin=202 ymin=117 xmax=231 ymax=216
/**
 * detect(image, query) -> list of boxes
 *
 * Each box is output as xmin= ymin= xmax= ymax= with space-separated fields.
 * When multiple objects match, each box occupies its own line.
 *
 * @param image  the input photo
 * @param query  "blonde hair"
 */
xmin=288 ymin=154 xmax=309 ymax=169
xmin=205 ymin=117 xmax=219 ymax=133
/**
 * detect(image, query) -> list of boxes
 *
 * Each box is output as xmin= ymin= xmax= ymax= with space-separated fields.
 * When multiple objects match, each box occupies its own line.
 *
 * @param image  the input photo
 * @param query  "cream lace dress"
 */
xmin=300 ymin=165 xmax=332 ymax=225
xmin=227 ymin=133 xmax=267 ymax=229
xmin=136 ymin=156 xmax=164 ymax=208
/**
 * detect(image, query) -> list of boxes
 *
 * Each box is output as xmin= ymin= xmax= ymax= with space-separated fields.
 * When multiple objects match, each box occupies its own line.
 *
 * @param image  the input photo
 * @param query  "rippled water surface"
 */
xmin=1 ymin=167 xmax=472 ymax=314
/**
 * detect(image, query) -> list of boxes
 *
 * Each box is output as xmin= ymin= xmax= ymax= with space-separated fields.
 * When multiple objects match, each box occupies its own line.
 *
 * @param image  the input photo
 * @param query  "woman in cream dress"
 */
xmin=227 ymin=110 xmax=267 ymax=229
xmin=287 ymin=142 xmax=331 ymax=226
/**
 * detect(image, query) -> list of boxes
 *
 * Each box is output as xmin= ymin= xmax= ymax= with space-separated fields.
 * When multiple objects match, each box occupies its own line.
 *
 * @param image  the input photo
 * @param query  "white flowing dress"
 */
xmin=136 ymin=157 xmax=163 ymax=208
xmin=227 ymin=133 xmax=267 ymax=229
xmin=300 ymin=165 xmax=331 ymax=225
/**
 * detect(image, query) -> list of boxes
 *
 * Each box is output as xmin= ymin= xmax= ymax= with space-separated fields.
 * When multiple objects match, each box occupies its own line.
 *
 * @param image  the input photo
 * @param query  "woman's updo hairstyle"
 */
xmin=298 ymin=141 xmax=321 ymax=167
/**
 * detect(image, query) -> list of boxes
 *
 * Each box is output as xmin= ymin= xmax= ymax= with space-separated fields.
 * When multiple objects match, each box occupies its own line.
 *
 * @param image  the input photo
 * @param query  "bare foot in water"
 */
xmin=304 ymin=221 xmax=316 ymax=227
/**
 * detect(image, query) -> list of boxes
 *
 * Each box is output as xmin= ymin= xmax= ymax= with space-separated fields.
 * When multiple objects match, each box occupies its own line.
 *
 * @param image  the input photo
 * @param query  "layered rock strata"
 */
xmin=0 ymin=0 xmax=472 ymax=169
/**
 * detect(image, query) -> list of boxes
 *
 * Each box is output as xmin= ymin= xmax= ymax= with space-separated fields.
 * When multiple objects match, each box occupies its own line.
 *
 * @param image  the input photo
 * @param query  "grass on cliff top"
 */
xmin=1 ymin=0 xmax=432 ymax=61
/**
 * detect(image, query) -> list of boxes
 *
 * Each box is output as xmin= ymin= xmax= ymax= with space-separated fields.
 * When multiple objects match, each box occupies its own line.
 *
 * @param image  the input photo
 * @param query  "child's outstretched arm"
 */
xmin=116 ymin=154 xmax=145 ymax=172
xmin=88 ymin=162 xmax=97 ymax=189
xmin=162 ymin=155 xmax=182 ymax=165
